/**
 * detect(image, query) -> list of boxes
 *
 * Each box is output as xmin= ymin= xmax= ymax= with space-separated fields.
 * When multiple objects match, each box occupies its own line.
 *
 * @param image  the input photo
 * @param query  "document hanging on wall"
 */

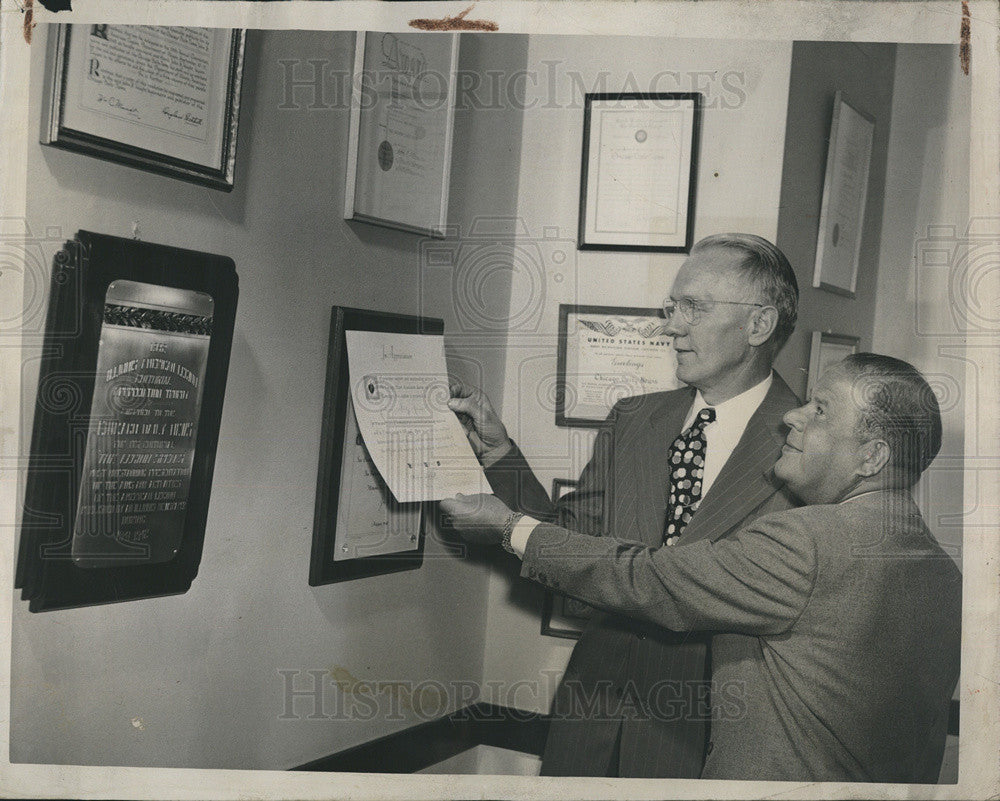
xmin=540 ymin=478 xmax=595 ymax=640
xmin=812 ymin=91 xmax=875 ymax=296
xmin=16 ymin=231 xmax=239 ymax=612
xmin=807 ymin=331 xmax=860 ymax=398
xmin=556 ymin=304 xmax=679 ymax=428
xmin=310 ymin=307 xmax=443 ymax=586
xmin=40 ymin=25 xmax=247 ymax=191
xmin=344 ymin=32 xmax=459 ymax=237
xmin=578 ymin=92 xmax=701 ymax=251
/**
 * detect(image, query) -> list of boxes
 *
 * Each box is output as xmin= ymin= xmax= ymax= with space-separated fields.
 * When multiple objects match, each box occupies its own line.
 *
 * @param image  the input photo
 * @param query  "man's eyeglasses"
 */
xmin=662 ymin=297 xmax=766 ymax=326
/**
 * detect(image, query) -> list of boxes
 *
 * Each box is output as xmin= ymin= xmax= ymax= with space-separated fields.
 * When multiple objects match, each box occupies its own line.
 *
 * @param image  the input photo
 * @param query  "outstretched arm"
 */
xmin=448 ymin=379 xmax=555 ymax=521
xmin=448 ymin=379 xmax=620 ymax=533
xmin=519 ymin=514 xmax=817 ymax=635
xmin=438 ymin=492 xmax=815 ymax=636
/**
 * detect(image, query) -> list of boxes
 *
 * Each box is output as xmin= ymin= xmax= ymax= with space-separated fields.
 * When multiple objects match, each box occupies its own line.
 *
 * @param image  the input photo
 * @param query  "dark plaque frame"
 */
xmin=16 ymin=231 xmax=238 ymax=612
xmin=309 ymin=307 xmax=441 ymax=586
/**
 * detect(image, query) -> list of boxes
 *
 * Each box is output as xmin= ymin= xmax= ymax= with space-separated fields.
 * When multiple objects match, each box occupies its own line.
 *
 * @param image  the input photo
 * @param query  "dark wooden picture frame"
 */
xmin=807 ymin=331 xmax=861 ymax=399
xmin=578 ymin=92 xmax=702 ymax=252
xmin=555 ymin=303 xmax=674 ymax=428
xmin=40 ymin=25 xmax=247 ymax=191
xmin=309 ymin=307 xmax=442 ymax=586
xmin=540 ymin=478 xmax=595 ymax=640
xmin=16 ymin=231 xmax=239 ymax=612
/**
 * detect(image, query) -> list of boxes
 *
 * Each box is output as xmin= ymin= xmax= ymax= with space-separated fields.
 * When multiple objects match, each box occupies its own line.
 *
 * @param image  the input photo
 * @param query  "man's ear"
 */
xmin=857 ymin=439 xmax=891 ymax=478
xmin=747 ymin=305 xmax=779 ymax=346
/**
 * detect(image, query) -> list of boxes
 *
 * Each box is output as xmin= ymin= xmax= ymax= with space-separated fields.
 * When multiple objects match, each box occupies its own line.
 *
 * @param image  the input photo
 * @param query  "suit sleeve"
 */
xmin=484 ymin=403 xmax=620 ymax=535
xmin=520 ymin=511 xmax=817 ymax=635
xmin=482 ymin=443 xmax=556 ymax=522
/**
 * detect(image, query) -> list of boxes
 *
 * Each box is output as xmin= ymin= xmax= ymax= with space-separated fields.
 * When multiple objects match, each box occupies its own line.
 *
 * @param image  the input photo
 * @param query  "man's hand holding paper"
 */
xmin=345 ymin=331 xmax=487 ymax=502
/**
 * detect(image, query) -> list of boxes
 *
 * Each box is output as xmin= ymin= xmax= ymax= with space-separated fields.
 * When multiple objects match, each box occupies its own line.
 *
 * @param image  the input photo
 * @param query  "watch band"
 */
xmin=500 ymin=511 xmax=524 ymax=554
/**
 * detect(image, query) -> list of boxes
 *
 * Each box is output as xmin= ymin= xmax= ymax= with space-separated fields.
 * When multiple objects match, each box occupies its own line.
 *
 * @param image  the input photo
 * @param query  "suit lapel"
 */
xmin=632 ymin=388 xmax=694 ymax=546
xmin=681 ymin=374 xmax=799 ymax=544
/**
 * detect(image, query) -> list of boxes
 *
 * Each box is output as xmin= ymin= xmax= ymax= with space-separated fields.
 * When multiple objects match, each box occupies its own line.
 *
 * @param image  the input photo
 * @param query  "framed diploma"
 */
xmin=310 ymin=307 xmax=442 ymax=586
xmin=556 ymin=304 xmax=679 ymax=428
xmin=812 ymin=92 xmax=875 ymax=296
xmin=540 ymin=478 xmax=594 ymax=640
xmin=807 ymin=331 xmax=860 ymax=399
xmin=16 ymin=231 xmax=239 ymax=612
xmin=41 ymin=24 xmax=247 ymax=191
xmin=344 ymin=32 xmax=460 ymax=237
xmin=578 ymin=92 xmax=701 ymax=251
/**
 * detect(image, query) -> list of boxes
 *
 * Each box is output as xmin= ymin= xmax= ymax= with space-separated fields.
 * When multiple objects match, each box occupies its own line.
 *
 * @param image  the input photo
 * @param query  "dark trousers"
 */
xmin=540 ymin=718 xmax=624 ymax=778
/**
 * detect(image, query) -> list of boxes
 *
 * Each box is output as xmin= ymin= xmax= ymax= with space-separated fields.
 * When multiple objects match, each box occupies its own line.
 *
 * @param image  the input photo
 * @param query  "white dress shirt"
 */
xmin=680 ymin=373 xmax=772 ymax=500
xmin=509 ymin=373 xmax=774 ymax=557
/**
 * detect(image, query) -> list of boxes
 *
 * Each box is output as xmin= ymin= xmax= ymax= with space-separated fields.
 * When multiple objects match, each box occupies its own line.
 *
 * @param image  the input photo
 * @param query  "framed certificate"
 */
xmin=556 ymin=304 xmax=679 ymax=428
xmin=540 ymin=478 xmax=595 ymax=640
xmin=812 ymin=92 xmax=875 ymax=296
xmin=807 ymin=331 xmax=860 ymax=398
xmin=310 ymin=307 xmax=442 ymax=586
xmin=344 ymin=32 xmax=460 ymax=237
xmin=578 ymin=93 xmax=702 ymax=251
xmin=41 ymin=24 xmax=247 ymax=191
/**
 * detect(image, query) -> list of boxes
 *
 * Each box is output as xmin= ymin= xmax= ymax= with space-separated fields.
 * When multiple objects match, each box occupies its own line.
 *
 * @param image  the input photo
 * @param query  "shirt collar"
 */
xmin=690 ymin=373 xmax=773 ymax=429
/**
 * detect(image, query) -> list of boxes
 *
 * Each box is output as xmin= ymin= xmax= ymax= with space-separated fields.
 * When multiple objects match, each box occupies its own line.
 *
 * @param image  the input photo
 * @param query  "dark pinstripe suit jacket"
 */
xmin=484 ymin=372 xmax=800 ymax=777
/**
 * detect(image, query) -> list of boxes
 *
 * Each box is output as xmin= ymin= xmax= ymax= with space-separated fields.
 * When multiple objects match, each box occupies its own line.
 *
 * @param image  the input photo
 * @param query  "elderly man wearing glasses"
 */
xmin=446 ymin=233 xmax=801 ymax=778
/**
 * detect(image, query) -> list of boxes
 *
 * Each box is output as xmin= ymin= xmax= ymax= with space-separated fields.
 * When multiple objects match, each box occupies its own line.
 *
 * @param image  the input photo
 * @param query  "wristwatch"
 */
xmin=500 ymin=511 xmax=524 ymax=554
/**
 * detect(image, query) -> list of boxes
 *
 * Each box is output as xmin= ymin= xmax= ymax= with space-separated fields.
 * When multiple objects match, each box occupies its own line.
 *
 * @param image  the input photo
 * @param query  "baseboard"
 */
xmin=293 ymin=698 xmax=960 ymax=774
xmin=292 ymin=702 xmax=548 ymax=774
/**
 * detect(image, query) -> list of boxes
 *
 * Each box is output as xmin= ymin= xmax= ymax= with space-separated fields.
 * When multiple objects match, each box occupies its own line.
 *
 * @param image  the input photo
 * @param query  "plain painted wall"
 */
xmin=11 ymin=29 xmax=527 ymax=770
xmin=872 ymin=43 xmax=968 ymax=562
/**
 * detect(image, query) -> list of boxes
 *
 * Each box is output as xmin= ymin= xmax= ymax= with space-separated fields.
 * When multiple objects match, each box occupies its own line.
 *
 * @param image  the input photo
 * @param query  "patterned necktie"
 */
xmin=664 ymin=407 xmax=716 ymax=546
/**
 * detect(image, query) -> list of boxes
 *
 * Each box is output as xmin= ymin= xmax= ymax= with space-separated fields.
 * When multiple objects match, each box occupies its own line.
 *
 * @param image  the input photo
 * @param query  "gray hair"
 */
xmin=840 ymin=353 xmax=943 ymax=485
xmin=691 ymin=233 xmax=799 ymax=351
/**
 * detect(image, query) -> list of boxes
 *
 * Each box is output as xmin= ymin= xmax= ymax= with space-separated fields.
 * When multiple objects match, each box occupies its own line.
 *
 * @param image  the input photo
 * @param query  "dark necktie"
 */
xmin=664 ymin=406 xmax=716 ymax=546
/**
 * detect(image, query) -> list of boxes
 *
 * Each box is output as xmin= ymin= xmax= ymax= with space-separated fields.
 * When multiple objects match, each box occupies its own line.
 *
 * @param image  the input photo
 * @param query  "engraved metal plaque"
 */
xmin=71 ymin=280 xmax=213 ymax=568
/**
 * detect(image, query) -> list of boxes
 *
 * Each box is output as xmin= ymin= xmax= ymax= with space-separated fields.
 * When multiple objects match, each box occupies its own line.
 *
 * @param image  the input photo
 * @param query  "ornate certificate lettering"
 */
xmin=72 ymin=281 xmax=213 ymax=568
xmin=558 ymin=305 xmax=680 ymax=426
xmin=51 ymin=24 xmax=241 ymax=177
xmin=345 ymin=32 xmax=459 ymax=235
xmin=332 ymin=403 xmax=421 ymax=561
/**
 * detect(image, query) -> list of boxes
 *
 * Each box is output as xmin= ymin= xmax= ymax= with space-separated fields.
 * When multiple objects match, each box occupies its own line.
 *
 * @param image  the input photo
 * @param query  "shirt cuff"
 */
xmin=509 ymin=515 xmax=541 ymax=558
xmin=480 ymin=441 xmax=513 ymax=469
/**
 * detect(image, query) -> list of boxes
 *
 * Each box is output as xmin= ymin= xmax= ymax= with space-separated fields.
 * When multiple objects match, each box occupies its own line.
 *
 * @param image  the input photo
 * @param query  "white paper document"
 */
xmin=345 ymin=331 xmax=487 ymax=502
xmin=61 ymin=26 xmax=233 ymax=167
xmin=593 ymin=109 xmax=685 ymax=236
